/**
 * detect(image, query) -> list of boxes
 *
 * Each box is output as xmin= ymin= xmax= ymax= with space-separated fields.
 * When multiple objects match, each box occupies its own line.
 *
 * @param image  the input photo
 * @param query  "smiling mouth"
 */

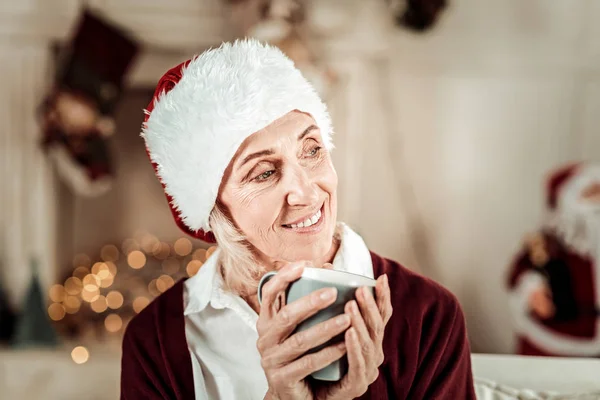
xmin=282 ymin=206 xmax=323 ymax=229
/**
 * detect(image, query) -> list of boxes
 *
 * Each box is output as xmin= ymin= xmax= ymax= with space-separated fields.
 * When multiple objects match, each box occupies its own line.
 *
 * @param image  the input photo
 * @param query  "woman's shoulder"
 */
xmin=369 ymin=251 xmax=462 ymax=317
xmin=366 ymin=252 xmax=475 ymax=398
xmin=123 ymin=279 xmax=186 ymax=342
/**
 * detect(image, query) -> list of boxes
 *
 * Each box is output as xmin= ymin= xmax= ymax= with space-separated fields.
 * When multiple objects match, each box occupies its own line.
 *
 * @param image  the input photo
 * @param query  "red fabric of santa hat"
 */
xmin=142 ymin=39 xmax=334 ymax=243
xmin=546 ymin=162 xmax=582 ymax=210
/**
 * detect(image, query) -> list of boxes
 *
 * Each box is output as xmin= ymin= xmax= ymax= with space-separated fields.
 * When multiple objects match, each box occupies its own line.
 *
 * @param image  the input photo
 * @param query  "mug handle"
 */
xmin=257 ymin=271 xmax=278 ymax=306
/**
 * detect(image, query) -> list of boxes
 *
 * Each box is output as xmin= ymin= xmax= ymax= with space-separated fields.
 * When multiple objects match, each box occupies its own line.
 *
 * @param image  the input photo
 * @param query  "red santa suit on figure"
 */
xmin=508 ymin=162 xmax=600 ymax=357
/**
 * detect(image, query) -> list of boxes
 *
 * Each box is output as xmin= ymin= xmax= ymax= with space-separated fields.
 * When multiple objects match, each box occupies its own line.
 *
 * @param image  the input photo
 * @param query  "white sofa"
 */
xmin=472 ymin=354 xmax=600 ymax=399
xmin=1 ymin=347 xmax=600 ymax=399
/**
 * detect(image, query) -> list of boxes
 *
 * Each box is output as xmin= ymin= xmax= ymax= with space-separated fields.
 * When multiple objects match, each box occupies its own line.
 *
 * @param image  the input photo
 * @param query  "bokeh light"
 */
xmin=127 ymin=250 xmax=146 ymax=269
xmin=48 ymin=303 xmax=65 ymax=321
xmin=99 ymin=274 xmax=115 ymax=288
xmin=72 ymin=266 xmax=90 ymax=280
xmin=100 ymin=244 xmax=120 ymax=262
xmin=71 ymin=346 xmax=89 ymax=364
xmin=64 ymin=277 xmax=83 ymax=295
xmin=91 ymin=262 xmax=111 ymax=280
xmin=156 ymin=275 xmax=175 ymax=293
xmin=186 ymin=260 xmax=203 ymax=277
xmin=72 ymin=253 xmax=91 ymax=269
xmin=105 ymin=261 xmax=117 ymax=277
xmin=192 ymin=248 xmax=207 ymax=261
xmin=174 ymin=238 xmax=192 ymax=256
xmin=49 ymin=284 xmax=66 ymax=303
xmin=81 ymin=286 xmax=100 ymax=303
xmin=106 ymin=291 xmax=124 ymax=309
xmin=82 ymin=274 xmax=100 ymax=291
xmin=148 ymin=279 xmax=160 ymax=297
xmin=91 ymin=295 xmax=108 ymax=313
xmin=133 ymin=297 xmax=150 ymax=313
xmin=64 ymin=296 xmax=81 ymax=314
xmin=152 ymin=242 xmax=171 ymax=260
xmin=206 ymin=246 xmax=218 ymax=259
xmin=140 ymin=234 xmax=159 ymax=254
xmin=105 ymin=314 xmax=123 ymax=333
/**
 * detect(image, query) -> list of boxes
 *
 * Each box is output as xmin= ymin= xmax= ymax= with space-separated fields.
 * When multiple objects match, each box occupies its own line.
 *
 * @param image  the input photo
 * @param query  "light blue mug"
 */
xmin=258 ymin=267 xmax=376 ymax=381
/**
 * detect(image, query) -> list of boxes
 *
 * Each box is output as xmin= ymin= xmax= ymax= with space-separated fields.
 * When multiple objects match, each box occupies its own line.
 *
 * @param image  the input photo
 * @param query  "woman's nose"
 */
xmin=285 ymin=167 xmax=319 ymax=206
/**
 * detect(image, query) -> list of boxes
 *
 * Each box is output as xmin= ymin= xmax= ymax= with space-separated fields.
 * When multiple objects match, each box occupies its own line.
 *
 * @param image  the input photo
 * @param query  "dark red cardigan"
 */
xmin=121 ymin=252 xmax=476 ymax=399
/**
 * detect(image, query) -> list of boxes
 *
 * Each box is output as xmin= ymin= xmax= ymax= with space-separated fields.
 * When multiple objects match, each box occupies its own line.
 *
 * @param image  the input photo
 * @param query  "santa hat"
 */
xmin=142 ymin=39 xmax=334 ymax=242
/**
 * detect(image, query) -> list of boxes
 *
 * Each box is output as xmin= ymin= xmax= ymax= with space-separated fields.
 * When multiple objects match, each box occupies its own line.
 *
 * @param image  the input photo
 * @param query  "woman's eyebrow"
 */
xmin=298 ymin=124 xmax=318 ymax=141
xmin=239 ymin=149 xmax=275 ymax=168
xmin=239 ymin=124 xmax=319 ymax=168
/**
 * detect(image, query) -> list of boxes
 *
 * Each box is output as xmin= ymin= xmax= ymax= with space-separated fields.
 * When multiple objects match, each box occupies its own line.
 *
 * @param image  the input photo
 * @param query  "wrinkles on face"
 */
xmin=219 ymin=111 xmax=338 ymax=269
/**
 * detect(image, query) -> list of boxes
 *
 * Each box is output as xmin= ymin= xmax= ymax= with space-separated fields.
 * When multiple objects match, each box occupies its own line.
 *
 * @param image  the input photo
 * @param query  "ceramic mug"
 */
xmin=258 ymin=267 xmax=376 ymax=381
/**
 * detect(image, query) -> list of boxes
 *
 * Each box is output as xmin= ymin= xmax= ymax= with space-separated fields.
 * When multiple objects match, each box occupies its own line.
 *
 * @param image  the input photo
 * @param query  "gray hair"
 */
xmin=208 ymin=203 xmax=266 ymax=296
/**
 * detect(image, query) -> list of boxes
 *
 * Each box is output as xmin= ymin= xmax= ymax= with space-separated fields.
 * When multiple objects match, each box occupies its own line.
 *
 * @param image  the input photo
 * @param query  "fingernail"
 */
xmin=345 ymin=301 xmax=353 ymax=313
xmin=320 ymin=287 xmax=337 ymax=301
xmin=362 ymin=287 xmax=370 ymax=298
xmin=350 ymin=300 xmax=359 ymax=313
xmin=336 ymin=314 xmax=350 ymax=326
xmin=356 ymin=288 xmax=363 ymax=300
xmin=337 ymin=341 xmax=347 ymax=350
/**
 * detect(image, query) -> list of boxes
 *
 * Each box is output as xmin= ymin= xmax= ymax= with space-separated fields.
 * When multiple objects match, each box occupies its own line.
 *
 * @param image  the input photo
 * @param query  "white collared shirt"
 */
xmin=183 ymin=223 xmax=374 ymax=400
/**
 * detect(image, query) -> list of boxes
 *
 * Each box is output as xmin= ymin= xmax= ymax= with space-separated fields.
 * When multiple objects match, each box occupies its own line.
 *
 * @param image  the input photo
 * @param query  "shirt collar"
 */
xmin=183 ymin=222 xmax=373 ymax=316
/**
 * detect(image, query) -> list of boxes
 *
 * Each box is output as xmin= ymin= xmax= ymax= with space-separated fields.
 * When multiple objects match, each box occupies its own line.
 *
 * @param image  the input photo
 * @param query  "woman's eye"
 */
xmin=308 ymin=146 xmax=322 ymax=157
xmin=255 ymin=170 xmax=275 ymax=181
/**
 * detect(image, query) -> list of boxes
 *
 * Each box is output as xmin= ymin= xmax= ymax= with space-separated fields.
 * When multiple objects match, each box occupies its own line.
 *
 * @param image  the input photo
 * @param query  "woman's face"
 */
xmin=219 ymin=111 xmax=338 ymax=264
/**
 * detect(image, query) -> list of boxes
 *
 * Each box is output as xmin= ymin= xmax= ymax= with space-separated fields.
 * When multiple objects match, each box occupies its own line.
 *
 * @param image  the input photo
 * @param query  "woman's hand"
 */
xmin=315 ymin=274 xmax=393 ymax=400
xmin=257 ymin=262 xmax=352 ymax=400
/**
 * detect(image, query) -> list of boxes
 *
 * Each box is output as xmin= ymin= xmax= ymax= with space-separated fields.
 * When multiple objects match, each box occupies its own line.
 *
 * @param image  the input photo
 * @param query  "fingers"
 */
xmin=356 ymin=286 xmax=384 ymax=341
xmin=257 ymin=287 xmax=339 ymax=352
xmin=259 ymin=262 xmax=307 ymax=316
xmin=343 ymin=328 xmax=369 ymax=395
xmin=376 ymin=274 xmax=393 ymax=325
xmin=263 ymin=313 xmax=351 ymax=367
xmin=345 ymin=300 xmax=372 ymax=355
xmin=269 ymin=340 xmax=347 ymax=384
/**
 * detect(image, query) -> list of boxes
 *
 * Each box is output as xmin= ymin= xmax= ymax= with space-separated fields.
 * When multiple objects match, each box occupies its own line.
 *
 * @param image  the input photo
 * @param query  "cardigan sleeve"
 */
xmin=408 ymin=296 xmax=476 ymax=399
xmin=120 ymin=315 xmax=171 ymax=400
xmin=369 ymin=254 xmax=476 ymax=400
xmin=119 ymin=280 xmax=196 ymax=400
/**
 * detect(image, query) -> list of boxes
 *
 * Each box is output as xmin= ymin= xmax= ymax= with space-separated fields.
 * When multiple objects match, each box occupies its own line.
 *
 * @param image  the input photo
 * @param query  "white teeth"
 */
xmin=311 ymin=210 xmax=321 ymax=224
xmin=288 ymin=209 xmax=321 ymax=229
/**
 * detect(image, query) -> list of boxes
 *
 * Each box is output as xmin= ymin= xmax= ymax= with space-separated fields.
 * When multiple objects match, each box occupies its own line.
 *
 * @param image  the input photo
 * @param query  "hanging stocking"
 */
xmin=40 ymin=10 xmax=139 ymax=197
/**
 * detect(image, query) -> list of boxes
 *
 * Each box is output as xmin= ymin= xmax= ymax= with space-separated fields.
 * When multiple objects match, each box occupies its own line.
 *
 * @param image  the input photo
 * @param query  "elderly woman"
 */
xmin=120 ymin=39 xmax=475 ymax=400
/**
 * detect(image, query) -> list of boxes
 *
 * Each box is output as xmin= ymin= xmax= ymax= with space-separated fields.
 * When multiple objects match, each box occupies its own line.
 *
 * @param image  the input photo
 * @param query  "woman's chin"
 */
xmin=276 ymin=238 xmax=334 ymax=265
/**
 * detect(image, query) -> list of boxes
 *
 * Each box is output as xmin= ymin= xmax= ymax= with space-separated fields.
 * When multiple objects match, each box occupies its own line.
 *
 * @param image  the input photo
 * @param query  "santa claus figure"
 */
xmin=507 ymin=162 xmax=600 ymax=357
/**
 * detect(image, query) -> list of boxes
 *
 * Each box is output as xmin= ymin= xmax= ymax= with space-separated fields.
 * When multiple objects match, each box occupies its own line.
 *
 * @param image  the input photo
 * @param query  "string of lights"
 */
xmin=47 ymin=231 xmax=216 ymax=363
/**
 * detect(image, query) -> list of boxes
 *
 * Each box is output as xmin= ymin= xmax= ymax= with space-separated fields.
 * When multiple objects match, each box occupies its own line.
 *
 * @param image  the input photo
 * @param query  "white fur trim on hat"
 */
xmin=142 ymin=39 xmax=334 ymax=234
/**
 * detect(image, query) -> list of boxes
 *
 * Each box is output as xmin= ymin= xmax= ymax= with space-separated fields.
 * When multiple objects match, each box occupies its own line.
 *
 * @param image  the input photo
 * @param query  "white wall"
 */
xmin=324 ymin=0 xmax=600 ymax=354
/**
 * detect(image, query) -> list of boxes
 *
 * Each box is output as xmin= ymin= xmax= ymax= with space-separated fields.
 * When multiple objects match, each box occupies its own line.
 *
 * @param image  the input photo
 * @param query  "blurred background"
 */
xmin=1 ymin=0 xmax=599 ymax=398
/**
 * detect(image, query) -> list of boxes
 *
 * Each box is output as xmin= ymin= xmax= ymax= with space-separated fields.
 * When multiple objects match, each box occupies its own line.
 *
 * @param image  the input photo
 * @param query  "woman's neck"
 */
xmin=242 ymin=237 xmax=341 ymax=314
